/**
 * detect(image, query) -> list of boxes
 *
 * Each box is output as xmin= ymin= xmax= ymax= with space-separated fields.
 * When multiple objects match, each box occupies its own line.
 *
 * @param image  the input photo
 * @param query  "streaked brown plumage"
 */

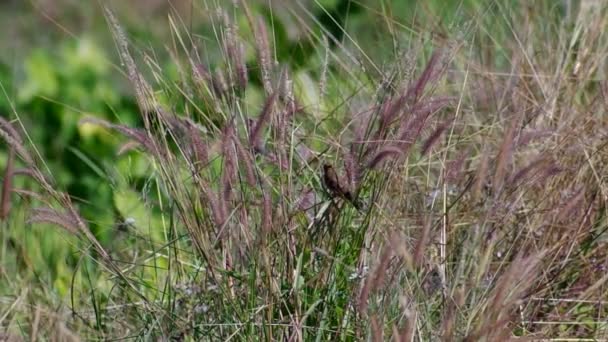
xmin=322 ymin=164 xmax=360 ymax=209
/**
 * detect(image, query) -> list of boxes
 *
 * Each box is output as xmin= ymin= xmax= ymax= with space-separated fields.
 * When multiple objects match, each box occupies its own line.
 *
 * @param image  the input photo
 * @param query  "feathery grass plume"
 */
xmin=237 ymin=204 xmax=252 ymax=248
xmin=395 ymin=97 xmax=451 ymax=147
xmin=0 ymin=117 xmax=23 ymax=144
xmin=188 ymin=123 xmax=208 ymax=170
xmin=413 ymin=219 xmax=432 ymax=267
xmin=0 ymin=129 xmax=33 ymax=166
xmin=508 ymin=156 xmax=550 ymax=186
xmin=159 ymin=112 xmax=211 ymax=170
xmin=410 ymin=97 xmax=453 ymax=120
xmin=12 ymin=189 xmax=45 ymax=202
xmin=408 ymin=50 xmax=443 ymax=102
xmin=219 ymin=10 xmax=248 ymax=91
xmin=445 ymin=147 xmax=470 ymax=183
xmin=295 ymin=188 xmax=316 ymax=222
xmin=240 ymin=1 xmax=275 ymax=95
xmin=154 ymin=107 xmax=189 ymax=131
xmin=265 ymin=152 xmax=289 ymax=170
xmin=391 ymin=104 xmax=434 ymax=157
xmin=370 ymin=315 xmax=383 ymax=342
xmin=514 ymin=159 xmax=564 ymax=191
xmin=12 ymin=167 xmax=53 ymax=191
xmin=467 ymin=252 xmax=543 ymax=341
xmin=295 ymin=143 xmax=314 ymax=163
xmin=391 ymin=310 xmax=417 ymax=342
xmin=255 ymin=17 xmax=274 ymax=95
xmin=0 ymin=118 xmax=33 ymax=165
xmin=27 ymin=207 xmax=80 ymax=235
xmin=441 ymin=297 xmax=457 ymax=341
xmin=192 ymin=61 xmax=212 ymax=87
xmin=79 ymin=117 xmax=160 ymax=158
xmin=378 ymin=50 xmax=445 ymax=133
xmin=537 ymin=163 xmax=563 ymax=185
xmin=192 ymin=61 xmax=224 ymax=110
xmin=211 ymin=68 xmax=229 ymax=100
xmin=377 ymin=93 xmax=407 ymax=138
xmin=205 ymin=189 xmax=228 ymax=232
xmin=220 ymin=123 xmax=237 ymax=206
xmin=358 ymin=271 xmax=372 ymax=315
xmin=391 ymin=326 xmax=401 ymax=342
xmin=277 ymin=68 xmax=295 ymax=159
xmin=261 ymin=187 xmax=273 ymax=236
xmin=116 ymin=140 xmax=142 ymax=156
xmin=249 ymin=90 xmax=277 ymax=153
xmin=493 ymin=112 xmax=522 ymax=194
xmin=233 ymin=135 xmax=256 ymax=187
xmin=556 ymin=187 xmax=586 ymax=223
xmin=0 ymin=148 xmax=14 ymax=220
xmin=104 ymin=7 xmax=154 ymax=113
xmin=366 ymin=146 xmax=402 ymax=170
xmin=517 ymin=128 xmax=554 ymax=147
xmin=295 ymin=187 xmax=315 ymax=211
xmin=352 ymin=106 xmax=374 ymax=149
xmin=344 ymin=148 xmax=360 ymax=192
xmin=421 ymin=118 xmax=452 ymax=155
xmin=463 ymin=317 xmax=513 ymax=342
xmin=473 ymin=147 xmax=490 ymax=202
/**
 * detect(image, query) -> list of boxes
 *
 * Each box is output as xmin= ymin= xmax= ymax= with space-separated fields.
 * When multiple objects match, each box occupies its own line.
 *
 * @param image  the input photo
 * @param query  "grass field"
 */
xmin=1 ymin=0 xmax=608 ymax=340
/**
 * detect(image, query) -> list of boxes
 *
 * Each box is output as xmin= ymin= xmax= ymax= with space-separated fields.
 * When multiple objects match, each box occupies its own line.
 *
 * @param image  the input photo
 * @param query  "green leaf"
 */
xmin=18 ymin=50 xmax=59 ymax=102
xmin=113 ymin=188 xmax=164 ymax=242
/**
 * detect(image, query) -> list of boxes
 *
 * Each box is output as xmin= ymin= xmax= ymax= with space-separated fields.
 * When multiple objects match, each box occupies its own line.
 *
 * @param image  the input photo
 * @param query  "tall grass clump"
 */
xmin=1 ymin=1 xmax=608 ymax=340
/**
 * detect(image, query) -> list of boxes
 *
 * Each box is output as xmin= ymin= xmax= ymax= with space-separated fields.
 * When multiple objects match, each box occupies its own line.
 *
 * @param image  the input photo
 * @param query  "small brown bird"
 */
xmin=322 ymin=163 xmax=360 ymax=209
